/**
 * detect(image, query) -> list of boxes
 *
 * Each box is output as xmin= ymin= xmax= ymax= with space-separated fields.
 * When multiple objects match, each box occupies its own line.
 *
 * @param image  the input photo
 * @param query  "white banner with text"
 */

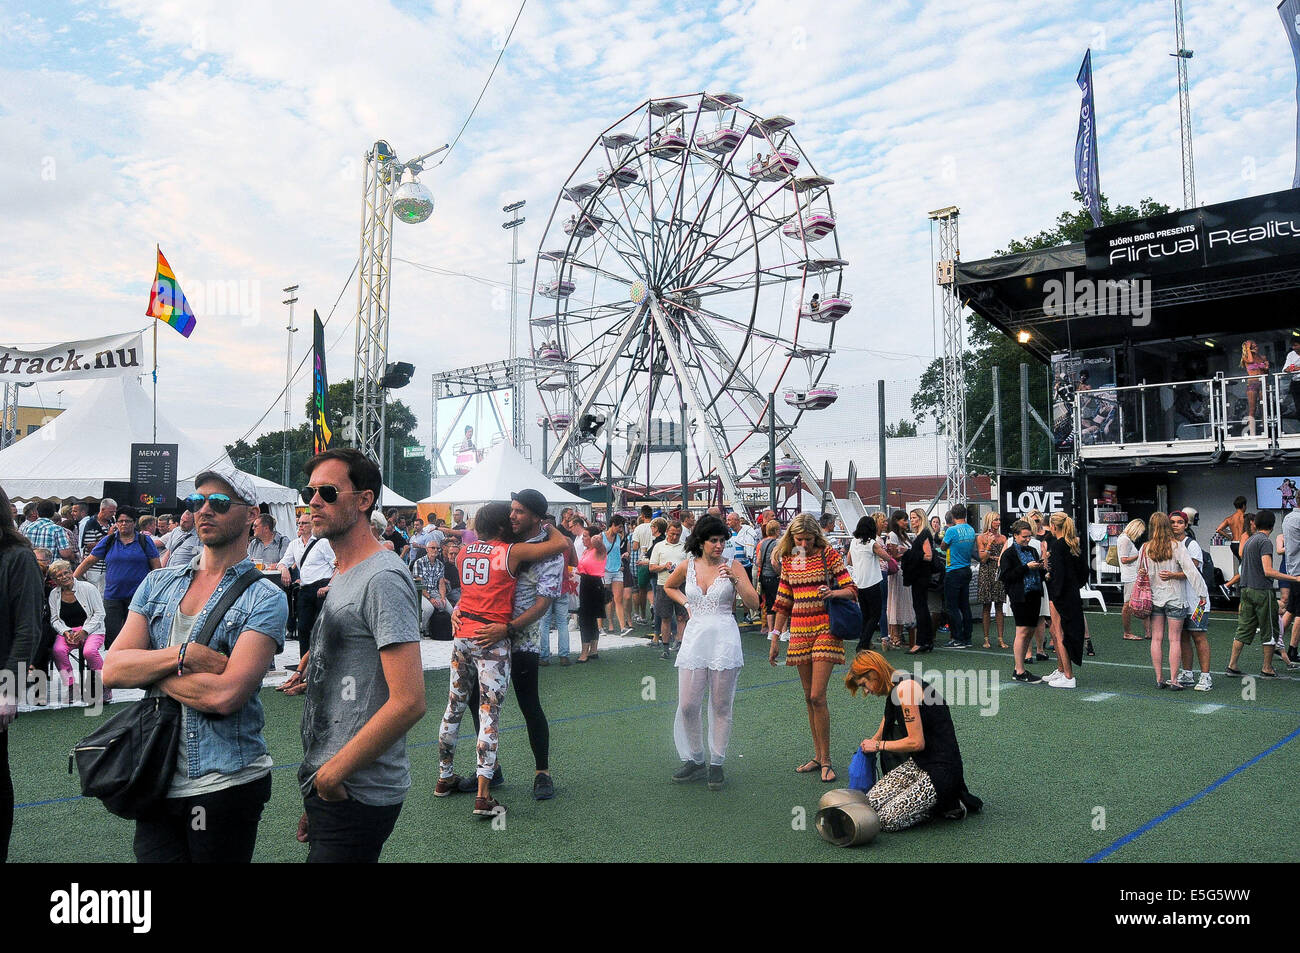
xmin=0 ymin=331 xmax=145 ymax=384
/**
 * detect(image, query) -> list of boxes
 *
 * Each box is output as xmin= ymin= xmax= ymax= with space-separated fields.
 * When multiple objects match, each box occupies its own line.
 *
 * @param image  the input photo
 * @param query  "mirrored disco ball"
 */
xmin=393 ymin=181 xmax=434 ymax=223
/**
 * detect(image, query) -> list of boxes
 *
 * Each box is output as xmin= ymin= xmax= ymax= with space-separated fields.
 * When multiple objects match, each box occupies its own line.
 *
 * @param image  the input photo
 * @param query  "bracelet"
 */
xmin=177 ymin=642 xmax=188 ymax=676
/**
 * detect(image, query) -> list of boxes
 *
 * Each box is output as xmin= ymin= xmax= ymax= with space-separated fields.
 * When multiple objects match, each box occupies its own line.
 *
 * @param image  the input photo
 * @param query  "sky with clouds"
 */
xmin=0 ymin=0 xmax=1296 ymax=484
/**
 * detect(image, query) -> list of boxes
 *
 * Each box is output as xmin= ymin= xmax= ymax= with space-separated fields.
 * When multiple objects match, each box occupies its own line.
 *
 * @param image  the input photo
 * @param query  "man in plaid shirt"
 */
xmin=20 ymin=500 xmax=74 ymax=559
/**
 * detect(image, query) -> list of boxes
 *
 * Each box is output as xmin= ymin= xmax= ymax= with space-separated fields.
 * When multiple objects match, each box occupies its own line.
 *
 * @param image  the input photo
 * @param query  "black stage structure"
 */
xmin=955 ymin=186 xmax=1300 ymax=596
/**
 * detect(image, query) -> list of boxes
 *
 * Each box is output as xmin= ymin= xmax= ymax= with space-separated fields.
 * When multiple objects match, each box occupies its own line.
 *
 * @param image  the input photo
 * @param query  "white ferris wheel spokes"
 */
xmin=527 ymin=92 xmax=851 ymax=504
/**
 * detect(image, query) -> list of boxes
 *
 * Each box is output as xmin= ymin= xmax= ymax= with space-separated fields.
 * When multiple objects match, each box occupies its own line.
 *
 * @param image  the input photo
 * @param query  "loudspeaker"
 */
xmin=102 ymin=481 xmax=134 ymax=504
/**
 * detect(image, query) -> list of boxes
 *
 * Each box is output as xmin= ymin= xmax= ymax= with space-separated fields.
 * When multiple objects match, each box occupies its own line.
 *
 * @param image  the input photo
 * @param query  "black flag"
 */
xmin=312 ymin=311 xmax=332 ymax=454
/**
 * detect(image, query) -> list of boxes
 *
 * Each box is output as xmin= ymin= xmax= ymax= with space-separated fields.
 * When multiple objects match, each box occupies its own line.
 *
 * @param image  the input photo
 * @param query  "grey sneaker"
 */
xmin=1194 ymin=672 xmax=1213 ymax=692
xmin=672 ymin=760 xmax=708 ymax=783
xmin=1177 ymin=669 xmax=1195 ymax=688
xmin=707 ymin=764 xmax=725 ymax=791
xmin=532 ymin=772 xmax=555 ymax=801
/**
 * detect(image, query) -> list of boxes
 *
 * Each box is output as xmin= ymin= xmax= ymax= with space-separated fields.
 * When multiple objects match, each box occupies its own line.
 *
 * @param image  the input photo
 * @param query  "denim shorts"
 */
xmin=1150 ymin=602 xmax=1189 ymax=621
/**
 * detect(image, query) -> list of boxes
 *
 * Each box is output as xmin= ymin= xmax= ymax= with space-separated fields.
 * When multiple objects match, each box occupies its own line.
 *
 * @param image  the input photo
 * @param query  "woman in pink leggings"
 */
xmin=46 ymin=559 xmax=107 ymax=699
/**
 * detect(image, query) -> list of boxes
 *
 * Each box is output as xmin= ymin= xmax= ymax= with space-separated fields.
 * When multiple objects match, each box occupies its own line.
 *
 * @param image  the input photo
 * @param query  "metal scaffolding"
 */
xmin=430 ymin=357 xmax=579 ymax=477
xmin=351 ymin=139 xmax=447 ymax=466
xmin=930 ymin=205 xmax=966 ymax=503
xmin=1173 ymin=0 xmax=1196 ymax=208
xmin=352 ymin=141 xmax=398 ymax=466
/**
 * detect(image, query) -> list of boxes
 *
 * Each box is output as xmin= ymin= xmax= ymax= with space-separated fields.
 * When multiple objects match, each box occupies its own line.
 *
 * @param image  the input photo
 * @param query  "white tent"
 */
xmin=0 ymin=377 xmax=298 ymax=530
xmin=421 ymin=440 xmax=586 ymax=510
xmin=380 ymin=485 xmax=417 ymax=508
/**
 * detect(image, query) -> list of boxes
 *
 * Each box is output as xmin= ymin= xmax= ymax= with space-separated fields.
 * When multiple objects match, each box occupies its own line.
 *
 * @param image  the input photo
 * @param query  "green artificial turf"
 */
xmin=8 ymin=610 xmax=1299 ymax=862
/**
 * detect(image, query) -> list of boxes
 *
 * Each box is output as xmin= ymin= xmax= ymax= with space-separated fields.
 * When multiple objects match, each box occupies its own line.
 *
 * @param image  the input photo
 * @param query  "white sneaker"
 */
xmin=1194 ymin=673 xmax=1213 ymax=692
xmin=1042 ymin=669 xmax=1064 ymax=684
xmin=1048 ymin=675 xmax=1076 ymax=688
xmin=1177 ymin=669 xmax=1195 ymax=688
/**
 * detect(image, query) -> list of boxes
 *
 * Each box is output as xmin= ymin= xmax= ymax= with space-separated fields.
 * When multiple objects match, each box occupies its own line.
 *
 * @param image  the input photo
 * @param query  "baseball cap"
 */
xmin=511 ymin=488 xmax=549 ymax=519
xmin=193 ymin=468 xmax=258 ymax=506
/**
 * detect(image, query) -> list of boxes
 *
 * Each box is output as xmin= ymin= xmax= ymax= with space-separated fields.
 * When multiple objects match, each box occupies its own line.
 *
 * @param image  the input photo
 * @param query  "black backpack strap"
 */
xmin=193 ymin=566 xmax=264 ymax=647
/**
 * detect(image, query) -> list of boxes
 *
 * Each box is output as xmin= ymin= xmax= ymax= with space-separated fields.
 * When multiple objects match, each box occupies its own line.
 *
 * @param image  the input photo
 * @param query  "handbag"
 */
xmin=847 ymin=748 xmax=877 ymax=792
xmin=1105 ymin=542 xmax=1120 ymax=568
xmin=824 ymin=552 xmax=863 ymax=641
xmin=1128 ymin=550 xmax=1153 ymax=619
xmin=69 ymin=566 xmax=264 ymax=819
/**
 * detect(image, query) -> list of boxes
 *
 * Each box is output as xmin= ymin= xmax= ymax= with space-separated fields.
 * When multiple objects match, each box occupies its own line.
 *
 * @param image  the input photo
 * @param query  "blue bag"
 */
xmin=847 ymin=749 xmax=876 ymax=793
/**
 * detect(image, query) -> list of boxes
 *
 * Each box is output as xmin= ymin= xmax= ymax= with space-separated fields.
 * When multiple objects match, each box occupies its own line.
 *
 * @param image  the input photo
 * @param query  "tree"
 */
xmin=884 ymin=418 xmax=917 ymax=438
xmin=911 ymin=192 xmax=1172 ymax=474
xmin=225 ymin=378 xmax=431 ymax=502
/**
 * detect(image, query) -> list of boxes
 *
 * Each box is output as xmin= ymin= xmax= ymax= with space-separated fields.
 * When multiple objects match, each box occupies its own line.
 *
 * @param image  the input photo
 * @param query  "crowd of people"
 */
xmin=0 ymin=457 xmax=988 ymax=863
xmin=17 ymin=460 xmax=1299 ymax=863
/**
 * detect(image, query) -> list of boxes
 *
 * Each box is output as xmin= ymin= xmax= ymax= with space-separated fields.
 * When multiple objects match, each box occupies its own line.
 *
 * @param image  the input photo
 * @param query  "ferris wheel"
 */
xmin=527 ymin=91 xmax=851 ymax=504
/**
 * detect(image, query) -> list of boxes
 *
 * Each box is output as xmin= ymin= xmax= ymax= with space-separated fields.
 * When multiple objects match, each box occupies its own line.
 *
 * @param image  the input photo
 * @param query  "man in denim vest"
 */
xmin=104 ymin=469 xmax=287 ymax=863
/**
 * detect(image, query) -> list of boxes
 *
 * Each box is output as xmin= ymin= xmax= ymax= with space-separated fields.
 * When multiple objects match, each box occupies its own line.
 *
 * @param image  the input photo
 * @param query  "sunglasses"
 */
xmin=183 ymin=493 xmax=247 ymax=515
xmin=300 ymin=484 xmax=365 ymax=505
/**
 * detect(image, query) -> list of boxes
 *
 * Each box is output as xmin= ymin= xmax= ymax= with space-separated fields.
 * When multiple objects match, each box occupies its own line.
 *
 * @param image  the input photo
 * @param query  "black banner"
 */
xmin=1085 ymin=187 xmax=1300 ymax=280
xmin=129 ymin=443 xmax=178 ymax=509
xmin=999 ymin=474 xmax=1077 ymax=532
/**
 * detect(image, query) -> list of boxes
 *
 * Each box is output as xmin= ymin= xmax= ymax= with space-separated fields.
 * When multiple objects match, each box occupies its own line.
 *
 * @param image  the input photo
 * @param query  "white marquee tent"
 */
xmin=421 ymin=440 xmax=586 ymax=513
xmin=0 ymin=377 xmax=299 ymax=529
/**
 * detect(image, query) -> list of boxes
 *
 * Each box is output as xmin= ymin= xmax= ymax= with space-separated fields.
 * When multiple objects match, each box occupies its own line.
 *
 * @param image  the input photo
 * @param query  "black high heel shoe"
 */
xmin=1085 ymin=638 xmax=1096 ymax=657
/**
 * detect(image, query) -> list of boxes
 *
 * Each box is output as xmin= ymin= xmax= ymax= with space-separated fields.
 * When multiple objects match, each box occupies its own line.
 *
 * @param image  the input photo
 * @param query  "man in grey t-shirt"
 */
xmin=1229 ymin=510 xmax=1300 ymax=678
xmin=283 ymin=448 xmax=426 ymax=863
xmin=162 ymin=509 xmax=201 ymax=567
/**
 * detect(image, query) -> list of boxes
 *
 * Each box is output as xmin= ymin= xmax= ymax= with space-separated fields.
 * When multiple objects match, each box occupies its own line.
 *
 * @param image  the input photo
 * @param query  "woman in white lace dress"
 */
xmin=661 ymin=514 xmax=762 ymax=790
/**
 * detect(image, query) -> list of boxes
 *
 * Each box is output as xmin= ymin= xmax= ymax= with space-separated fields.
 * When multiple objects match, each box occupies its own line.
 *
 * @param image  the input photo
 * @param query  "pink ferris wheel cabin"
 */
xmin=747 ymin=150 xmax=800 ymax=181
xmin=800 ymin=292 xmax=853 ymax=323
xmin=783 ymin=209 xmax=837 ymax=241
xmin=695 ymin=125 xmax=745 ymax=154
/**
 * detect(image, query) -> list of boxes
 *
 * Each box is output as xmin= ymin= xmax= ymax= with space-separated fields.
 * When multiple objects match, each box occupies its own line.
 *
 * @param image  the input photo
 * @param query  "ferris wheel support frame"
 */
xmin=544 ymin=302 xmax=650 ymax=474
xmin=649 ymin=298 xmax=743 ymax=505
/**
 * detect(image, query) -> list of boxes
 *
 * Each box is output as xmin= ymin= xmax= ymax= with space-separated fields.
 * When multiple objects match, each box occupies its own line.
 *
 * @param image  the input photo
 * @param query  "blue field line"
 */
xmin=1084 ymin=724 xmax=1300 ymax=863
xmin=15 ymin=673 xmax=802 ymax=810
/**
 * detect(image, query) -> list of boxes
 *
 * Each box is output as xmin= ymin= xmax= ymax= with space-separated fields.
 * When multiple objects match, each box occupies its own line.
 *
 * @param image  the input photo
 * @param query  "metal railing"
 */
xmin=1073 ymin=372 xmax=1300 ymax=458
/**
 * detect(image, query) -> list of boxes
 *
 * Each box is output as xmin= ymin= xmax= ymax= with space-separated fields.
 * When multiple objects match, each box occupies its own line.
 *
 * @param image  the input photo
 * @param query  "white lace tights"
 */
xmin=673 ymin=667 xmax=740 ymax=766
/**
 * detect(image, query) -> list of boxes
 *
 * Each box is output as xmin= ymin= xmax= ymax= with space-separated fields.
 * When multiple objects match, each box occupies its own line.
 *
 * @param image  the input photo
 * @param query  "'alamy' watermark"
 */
xmin=1042 ymin=274 xmax=1151 ymax=327
xmin=898 ymin=662 xmax=1000 ymax=716
xmin=50 ymin=883 xmax=151 ymax=933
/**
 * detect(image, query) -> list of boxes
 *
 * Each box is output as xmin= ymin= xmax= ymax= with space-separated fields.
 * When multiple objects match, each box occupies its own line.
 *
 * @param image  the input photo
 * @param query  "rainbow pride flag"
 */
xmin=146 ymin=247 xmax=197 ymax=338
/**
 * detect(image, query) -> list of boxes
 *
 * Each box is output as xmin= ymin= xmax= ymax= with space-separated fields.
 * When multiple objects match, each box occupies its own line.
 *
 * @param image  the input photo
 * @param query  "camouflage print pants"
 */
xmin=439 ymin=637 xmax=512 ymax=780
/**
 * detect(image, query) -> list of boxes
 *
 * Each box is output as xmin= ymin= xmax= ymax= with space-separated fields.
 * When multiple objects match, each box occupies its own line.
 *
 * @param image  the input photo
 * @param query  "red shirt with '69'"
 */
xmin=455 ymin=540 xmax=516 ymax=636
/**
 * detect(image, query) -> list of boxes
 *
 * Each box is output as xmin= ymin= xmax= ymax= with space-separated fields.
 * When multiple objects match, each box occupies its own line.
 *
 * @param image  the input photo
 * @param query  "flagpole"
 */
xmin=152 ymin=321 xmax=159 ymax=443
xmin=152 ymin=245 xmax=159 ymax=445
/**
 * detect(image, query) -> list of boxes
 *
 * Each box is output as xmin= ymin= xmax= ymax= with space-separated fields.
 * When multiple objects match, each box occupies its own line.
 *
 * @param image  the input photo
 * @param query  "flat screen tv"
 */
xmin=1256 ymin=476 xmax=1300 ymax=513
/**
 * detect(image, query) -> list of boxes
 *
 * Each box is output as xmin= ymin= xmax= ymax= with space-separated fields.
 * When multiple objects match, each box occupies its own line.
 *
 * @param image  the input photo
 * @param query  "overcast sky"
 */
xmin=1 ymin=0 xmax=1295 ymax=477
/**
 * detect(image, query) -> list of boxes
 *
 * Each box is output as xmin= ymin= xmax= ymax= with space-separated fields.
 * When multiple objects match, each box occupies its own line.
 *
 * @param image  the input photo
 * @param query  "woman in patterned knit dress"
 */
xmin=976 ymin=511 xmax=1008 ymax=649
xmin=769 ymin=513 xmax=857 ymax=783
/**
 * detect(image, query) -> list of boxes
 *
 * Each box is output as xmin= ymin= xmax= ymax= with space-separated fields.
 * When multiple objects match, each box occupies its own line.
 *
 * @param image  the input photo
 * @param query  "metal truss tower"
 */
xmin=353 ymin=141 xmax=399 ymax=466
xmin=351 ymin=139 xmax=446 ymax=467
xmin=930 ymin=205 xmax=966 ymax=503
xmin=1173 ymin=0 xmax=1196 ymax=208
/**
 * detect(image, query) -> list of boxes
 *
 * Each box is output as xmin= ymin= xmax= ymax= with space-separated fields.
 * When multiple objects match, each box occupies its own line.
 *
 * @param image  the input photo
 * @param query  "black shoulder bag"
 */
xmin=69 ymin=566 xmax=263 ymax=819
